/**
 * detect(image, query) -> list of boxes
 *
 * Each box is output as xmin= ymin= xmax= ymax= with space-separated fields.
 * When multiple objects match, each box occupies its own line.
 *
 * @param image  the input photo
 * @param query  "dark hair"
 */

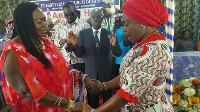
xmin=181 ymin=30 xmax=190 ymax=36
xmin=63 ymin=2 xmax=76 ymax=10
xmin=13 ymin=2 xmax=53 ymax=69
xmin=11 ymin=28 xmax=18 ymax=39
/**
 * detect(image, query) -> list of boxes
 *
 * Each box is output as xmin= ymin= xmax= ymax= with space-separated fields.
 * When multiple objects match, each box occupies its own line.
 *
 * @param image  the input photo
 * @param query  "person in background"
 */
xmin=6 ymin=19 xmax=14 ymax=39
xmin=174 ymin=30 xmax=195 ymax=52
xmin=113 ymin=17 xmax=130 ymax=78
xmin=0 ymin=20 xmax=8 ymax=55
xmin=86 ymin=18 xmax=92 ymax=27
xmin=55 ymin=2 xmax=90 ymax=74
xmin=113 ymin=16 xmax=121 ymax=33
xmin=82 ymin=0 xmax=173 ymax=111
xmin=101 ymin=3 xmax=119 ymax=84
xmin=0 ymin=2 xmax=98 ymax=112
xmin=76 ymin=10 xmax=81 ymax=19
xmin=68 ymin=8 xmax=122 ymax=108
xmin=101 ymin=3 xmax=115 ymax=31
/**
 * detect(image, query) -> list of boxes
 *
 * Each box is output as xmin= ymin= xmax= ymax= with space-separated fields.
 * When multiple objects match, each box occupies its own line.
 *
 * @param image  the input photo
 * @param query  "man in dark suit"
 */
xmin=69 ymin=8 xmax=121 ymax=108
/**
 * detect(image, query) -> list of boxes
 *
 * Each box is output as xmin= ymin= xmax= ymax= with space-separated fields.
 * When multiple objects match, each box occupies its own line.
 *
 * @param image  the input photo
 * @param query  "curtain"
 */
xmin=174 ymin=0 xmax=198 ymax=42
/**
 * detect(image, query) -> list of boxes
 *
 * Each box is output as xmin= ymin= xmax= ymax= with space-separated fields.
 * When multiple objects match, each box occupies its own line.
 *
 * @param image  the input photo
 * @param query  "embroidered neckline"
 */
xmin=133 ymin=31 xmax=165 ymax=49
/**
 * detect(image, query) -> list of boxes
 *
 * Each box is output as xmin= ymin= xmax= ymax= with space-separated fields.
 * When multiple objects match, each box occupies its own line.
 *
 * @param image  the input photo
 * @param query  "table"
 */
xmin=173 ymin=51 xmax=200 ymax=85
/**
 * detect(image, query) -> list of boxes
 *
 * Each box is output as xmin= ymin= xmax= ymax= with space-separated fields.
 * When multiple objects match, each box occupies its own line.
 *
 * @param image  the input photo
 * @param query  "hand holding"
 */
xmin=82 ymin=103 xmax=92 ymax=112
xmin=84 ymin=77 xmax=99 ymax=94
xmin=91 ymin=79 xmax=104 ymax=91
xmin=68 ymin=31 xmax=78 ymax=47
xmin=108 ymin=32 xmax=117 ymax=47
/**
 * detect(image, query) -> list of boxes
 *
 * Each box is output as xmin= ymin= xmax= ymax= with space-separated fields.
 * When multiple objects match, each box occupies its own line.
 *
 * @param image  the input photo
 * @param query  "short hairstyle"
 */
xmin=90 ymin=8 xmax=103 ymax=18
xmin=63 ymin=2 xmax=76 ymax=11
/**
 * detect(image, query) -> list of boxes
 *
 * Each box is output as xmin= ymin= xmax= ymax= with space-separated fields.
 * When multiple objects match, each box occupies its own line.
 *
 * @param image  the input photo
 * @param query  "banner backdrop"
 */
xmin=31 ymin=0 xmax=120 ymax=22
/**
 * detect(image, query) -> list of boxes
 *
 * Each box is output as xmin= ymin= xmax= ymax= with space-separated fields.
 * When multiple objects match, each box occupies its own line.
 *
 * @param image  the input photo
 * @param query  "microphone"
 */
xmin=0 ymin=71 xmax=6 ymax=110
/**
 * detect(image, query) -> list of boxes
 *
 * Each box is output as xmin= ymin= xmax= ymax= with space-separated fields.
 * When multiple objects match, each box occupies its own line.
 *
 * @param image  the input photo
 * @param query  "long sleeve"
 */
xmin=111 ymin=42 xmax=122 ymax=57
xmin=74 ymin=30 xmax=85 ymax=58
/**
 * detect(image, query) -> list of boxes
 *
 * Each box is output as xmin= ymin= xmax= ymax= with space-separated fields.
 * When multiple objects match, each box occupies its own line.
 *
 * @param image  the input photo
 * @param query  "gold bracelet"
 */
xmin=55 ymin=97 xmax=61 ymax=106
xmin=57 ymin=97 xmax=64 ymax=107
xmin=66 ymin=99 xmax=75 ymax=112
xmin=103 ymin=82 xmax=107 ymax=90
xmin=82 ymin=74 xmax=88 ymax=83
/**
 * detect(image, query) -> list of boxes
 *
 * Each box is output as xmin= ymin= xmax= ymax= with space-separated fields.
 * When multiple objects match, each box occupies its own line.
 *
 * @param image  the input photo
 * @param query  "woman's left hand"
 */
xmin=82 ymin=103 xmax=92 ymax=112
xmin=108 ymin=32 xmax=117 ymax=47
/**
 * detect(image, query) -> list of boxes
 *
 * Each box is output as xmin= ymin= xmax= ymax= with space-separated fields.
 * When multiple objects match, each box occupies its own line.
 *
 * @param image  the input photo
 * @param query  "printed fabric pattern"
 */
xmin=54 ymin=18 xmax=90 ymax=64
xmin=0 ymin=37 xmax=81 ymax=112
xmin=117 ymin=34 xmax=174 ymax=112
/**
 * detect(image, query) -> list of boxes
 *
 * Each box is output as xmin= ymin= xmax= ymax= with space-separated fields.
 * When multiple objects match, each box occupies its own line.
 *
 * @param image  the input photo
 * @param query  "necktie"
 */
xmin=107 ymin=18 xmax=111 ymax=31
xmin=94 ymin=30 xmax=100 ymax=54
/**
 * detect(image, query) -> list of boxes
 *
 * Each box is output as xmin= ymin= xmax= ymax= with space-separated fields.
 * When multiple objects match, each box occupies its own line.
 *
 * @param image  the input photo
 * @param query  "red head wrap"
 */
xmin=123 ymin=0 xmax=168 ymax=27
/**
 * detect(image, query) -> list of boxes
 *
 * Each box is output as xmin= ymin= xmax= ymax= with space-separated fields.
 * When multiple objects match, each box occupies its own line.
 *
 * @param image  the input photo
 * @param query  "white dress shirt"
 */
xmin=92 ymin=27 xmax=102 ymax=41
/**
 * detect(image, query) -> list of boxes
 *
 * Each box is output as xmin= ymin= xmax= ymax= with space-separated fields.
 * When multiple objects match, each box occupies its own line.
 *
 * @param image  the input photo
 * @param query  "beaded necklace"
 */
xmin=134 ymin=30 xmax=159 ymax=48
xmin=139 ymin=30 xmax=158 ymax=44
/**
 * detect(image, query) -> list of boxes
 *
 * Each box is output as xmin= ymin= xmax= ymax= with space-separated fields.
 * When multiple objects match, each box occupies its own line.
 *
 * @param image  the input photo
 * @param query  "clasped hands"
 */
xmin=71 ymin=79 xmax=105 ymax=112
xmin=84 ymin=77 xmax=106 ymax=94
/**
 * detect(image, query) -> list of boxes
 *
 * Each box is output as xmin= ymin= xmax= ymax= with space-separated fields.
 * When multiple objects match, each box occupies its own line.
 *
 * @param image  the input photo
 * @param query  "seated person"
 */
xmin=174 ymin=30 xmax=195 ymax=52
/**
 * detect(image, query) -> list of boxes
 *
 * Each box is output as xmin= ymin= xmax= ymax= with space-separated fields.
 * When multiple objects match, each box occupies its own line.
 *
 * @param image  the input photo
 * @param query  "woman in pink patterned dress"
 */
xmin=0 ymin=2 xmax=98 ymax=112
xmin=82 ymin=0 xmax=174 ymax=112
